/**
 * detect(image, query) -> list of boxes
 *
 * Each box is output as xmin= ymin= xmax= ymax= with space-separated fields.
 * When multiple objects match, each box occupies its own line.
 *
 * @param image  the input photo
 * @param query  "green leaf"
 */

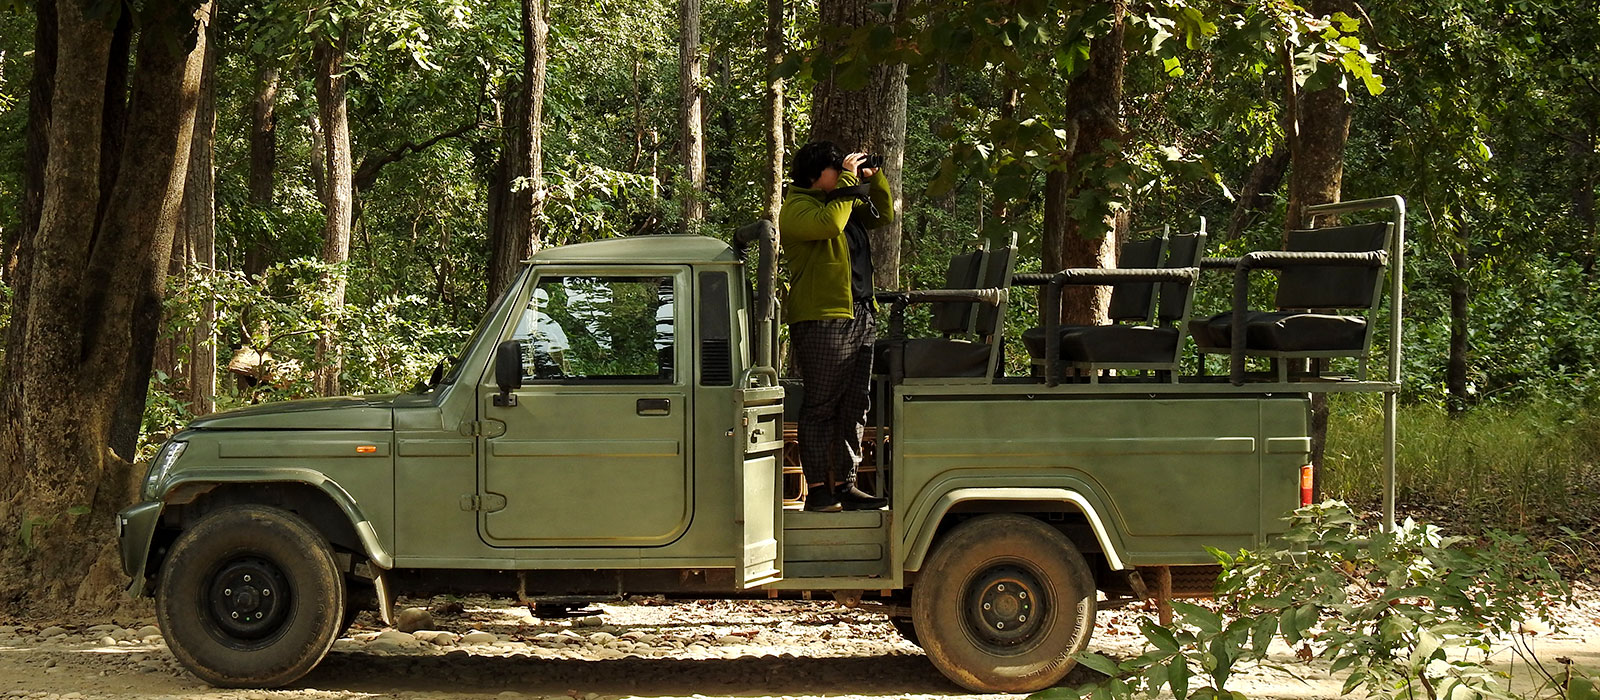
xmin=66 ymin=506 xmax=90 ymax=516
xmin=1170 ymin=657 xmax=1191 ymax=698
xmin=1142 ymin=620 xmax=1182 ymax=653
xmin=1074 ymin=652 xmax=1121 ymax=677
xmin=1280 ymin=608 xmax=1302 ymax=645
xmin=1250 ymin=614 xmax=1277 ymax=656
xmin=1569 ymin=676 xmax=1598 ymax=700
xmin=1172 ymin=601 xmax=1222 ymax=635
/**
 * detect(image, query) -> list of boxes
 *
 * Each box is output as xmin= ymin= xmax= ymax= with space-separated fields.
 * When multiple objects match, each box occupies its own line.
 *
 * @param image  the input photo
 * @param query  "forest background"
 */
xmin=0 ymin=0 xmax=1596 ymax=615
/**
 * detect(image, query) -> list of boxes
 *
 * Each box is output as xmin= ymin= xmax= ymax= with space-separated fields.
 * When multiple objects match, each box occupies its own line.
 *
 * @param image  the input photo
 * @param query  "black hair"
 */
xmin=790 ymin=141 xmax=843 ymax=188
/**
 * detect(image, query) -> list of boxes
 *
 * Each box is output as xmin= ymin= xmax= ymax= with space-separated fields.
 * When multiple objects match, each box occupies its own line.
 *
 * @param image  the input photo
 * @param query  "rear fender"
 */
xmin=902 ymin=487 xmax=1129 ymax=572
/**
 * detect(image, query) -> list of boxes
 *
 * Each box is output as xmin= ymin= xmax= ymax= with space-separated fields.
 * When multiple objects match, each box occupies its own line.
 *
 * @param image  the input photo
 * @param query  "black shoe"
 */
xmin=836 ymin=484 xmax=888 ymax=511
xmin=803 ymin=489 xmax=842 ymax=512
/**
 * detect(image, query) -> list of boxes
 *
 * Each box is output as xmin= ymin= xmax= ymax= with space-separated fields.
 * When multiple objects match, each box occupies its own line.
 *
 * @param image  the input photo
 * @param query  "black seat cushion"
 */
xmin=876 ymin=338 xmax=990 ymax=378
xmin=1059 ymin=326 xmax=1180 ymax=363
xmin=1243 ymin=312 xmax=1367 ymax=352
xmin=1189 ymin=311 xmax=1365 ymax=352
xmin=1189 ymin=311 xmax=1277 ymax=349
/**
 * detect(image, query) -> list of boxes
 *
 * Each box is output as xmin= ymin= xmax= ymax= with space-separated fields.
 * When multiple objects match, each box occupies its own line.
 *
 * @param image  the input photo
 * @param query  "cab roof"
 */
xmin=528 ymin=234 xmax=737 ymax=265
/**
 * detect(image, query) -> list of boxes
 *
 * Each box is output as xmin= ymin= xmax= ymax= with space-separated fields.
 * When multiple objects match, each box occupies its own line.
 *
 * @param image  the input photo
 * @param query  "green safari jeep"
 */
xmin=118 ymin=198 xmax=1405 ymax=692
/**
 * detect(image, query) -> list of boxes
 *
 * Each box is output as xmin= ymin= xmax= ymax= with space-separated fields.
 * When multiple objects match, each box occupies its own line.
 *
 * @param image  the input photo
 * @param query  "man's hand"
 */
xmin=842 ymin=152 xmax=868 ymax=178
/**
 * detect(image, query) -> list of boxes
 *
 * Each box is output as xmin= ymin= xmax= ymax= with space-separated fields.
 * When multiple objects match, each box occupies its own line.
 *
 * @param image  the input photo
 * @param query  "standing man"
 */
xmin=780 ymin=141 xmax=895 ymax=512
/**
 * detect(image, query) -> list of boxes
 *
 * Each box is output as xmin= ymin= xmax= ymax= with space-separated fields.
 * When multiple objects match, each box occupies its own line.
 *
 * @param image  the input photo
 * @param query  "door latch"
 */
xmin=459 ymin=494 xmax=508 ymax=512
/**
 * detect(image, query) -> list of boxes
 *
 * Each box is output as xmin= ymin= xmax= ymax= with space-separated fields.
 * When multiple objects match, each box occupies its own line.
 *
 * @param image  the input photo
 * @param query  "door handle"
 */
xmin=637 ymin=398 xmax=671 ymax=416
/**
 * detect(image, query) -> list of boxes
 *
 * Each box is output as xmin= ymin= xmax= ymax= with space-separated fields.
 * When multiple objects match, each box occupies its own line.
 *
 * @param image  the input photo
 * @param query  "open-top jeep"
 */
xmin=118 ymin=197 xmax=1406 ymax=692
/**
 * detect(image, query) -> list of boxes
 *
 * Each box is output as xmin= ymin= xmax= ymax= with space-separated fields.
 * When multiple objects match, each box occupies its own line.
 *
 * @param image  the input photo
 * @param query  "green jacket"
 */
xmin=779 ymin=170 xmax=896 ymax=323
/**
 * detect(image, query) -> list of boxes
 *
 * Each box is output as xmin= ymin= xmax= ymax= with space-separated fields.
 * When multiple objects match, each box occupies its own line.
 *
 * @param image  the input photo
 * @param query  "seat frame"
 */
xmin=875 ymin=234 xmax=1017 ymax=386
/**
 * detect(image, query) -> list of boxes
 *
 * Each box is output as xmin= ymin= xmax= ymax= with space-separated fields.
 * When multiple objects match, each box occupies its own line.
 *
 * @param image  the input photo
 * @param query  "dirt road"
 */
xmin=0 ymin=585 xmax=1594 ymax=700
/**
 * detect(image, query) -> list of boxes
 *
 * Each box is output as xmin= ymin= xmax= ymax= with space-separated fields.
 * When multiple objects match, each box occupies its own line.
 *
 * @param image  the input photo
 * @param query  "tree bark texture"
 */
xmin=1043 ymin=0 xmax=1126 ymax=325
xmin=313 ymin=31 xmax=353 ymax=397
xmin=183 ymin=19 xmax=219 ymax=416
xmin=1286 ymin=0 xmax=1355 ymax=497
xmin=809 ymin=0 xmax=907 ymax=289
xmin=0 ymin=0 xmax=209 ymax=616
xmin=1225 ymin=144 xmax=1289 ymax=241
xmin=761 ymin=0 xmax=785 ymax=225
xmin=679 ymin=0 xmax=705 ymax=225
xmin=244 ymin=65 xmax=278 ymax=278
xmin=11 ymin=0 xmax=55 ymax=284
xmin=487 ymin=0 xmax=548 ymax=304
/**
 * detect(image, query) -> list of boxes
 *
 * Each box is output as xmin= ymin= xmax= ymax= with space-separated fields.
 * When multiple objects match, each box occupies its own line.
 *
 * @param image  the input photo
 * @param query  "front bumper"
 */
xmin=117 ymin=501 xmax=163 ymax=596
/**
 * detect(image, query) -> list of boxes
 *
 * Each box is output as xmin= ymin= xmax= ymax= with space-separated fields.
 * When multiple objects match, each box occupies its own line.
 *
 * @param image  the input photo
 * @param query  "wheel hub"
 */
xmin=207 ymin=557 xmax=290 ymax=641
xmin=967 ymin=564 xmax=1046 ymax=648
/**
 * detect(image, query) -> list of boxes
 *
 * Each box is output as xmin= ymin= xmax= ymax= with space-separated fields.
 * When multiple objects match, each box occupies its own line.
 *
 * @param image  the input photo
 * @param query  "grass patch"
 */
xmin=1324 ymin=395 xmax=1600 ymax=529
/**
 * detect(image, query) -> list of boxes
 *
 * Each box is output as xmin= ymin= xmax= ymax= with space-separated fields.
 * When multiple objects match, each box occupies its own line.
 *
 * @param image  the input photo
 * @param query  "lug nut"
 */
xmin=224 ymin=589 xmax=231 ymax=596
xmin=997 ymin=584 xmax=1005 ymax=591
xmin=243 ymin=575 xmax=251 ymax=582
xmin=1019 ymin=615 xmax=1027 ymax=622
xmin=1019 ymin=591 xmax=1027 ymax=599
xmin=983 ymin=603 xmax=991 ymax=610
xmin=997 ymin=622 xmax=1005 ymax=629
xmin=231 ymin=612 xmax=238 ymax=619
xmin=262 ymin=589 xmax=270 ymax=597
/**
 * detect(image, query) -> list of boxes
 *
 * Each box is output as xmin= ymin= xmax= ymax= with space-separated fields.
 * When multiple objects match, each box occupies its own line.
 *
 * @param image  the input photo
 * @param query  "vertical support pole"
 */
xmin=1156 ymin=565 xmax=1173 ymax=626
xmin=1383 ymin=389 xmax=1398 ymax=532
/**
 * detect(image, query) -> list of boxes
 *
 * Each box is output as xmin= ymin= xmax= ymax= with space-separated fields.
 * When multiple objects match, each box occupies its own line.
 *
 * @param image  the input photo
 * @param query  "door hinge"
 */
xmin=459 ymin=493 xmax=508 ymax=512
xmin=459 ymin=420 xmax=506 ymax=438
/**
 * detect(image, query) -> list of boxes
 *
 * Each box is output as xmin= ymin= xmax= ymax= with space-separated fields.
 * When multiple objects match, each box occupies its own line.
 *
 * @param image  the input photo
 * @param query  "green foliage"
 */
xmin=1036 ymin=503 xmax=1575 ymax=700
xmin=1324 ymin=396 xmax=1600 ymax=529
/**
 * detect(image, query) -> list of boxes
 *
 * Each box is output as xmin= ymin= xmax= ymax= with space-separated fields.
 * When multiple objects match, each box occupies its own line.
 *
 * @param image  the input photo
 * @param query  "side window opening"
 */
xmin=510 ymin=275 xmax=676 ymax=383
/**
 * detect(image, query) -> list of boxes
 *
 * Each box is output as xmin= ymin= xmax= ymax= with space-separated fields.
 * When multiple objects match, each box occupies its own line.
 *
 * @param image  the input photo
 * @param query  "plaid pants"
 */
xmin=790 ymin=303 xmax=876 ymax=489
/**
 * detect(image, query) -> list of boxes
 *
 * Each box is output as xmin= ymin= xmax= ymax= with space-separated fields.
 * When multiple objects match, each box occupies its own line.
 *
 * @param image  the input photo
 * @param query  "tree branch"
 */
xmin=353 ymin=119 xmax=480 ymax=191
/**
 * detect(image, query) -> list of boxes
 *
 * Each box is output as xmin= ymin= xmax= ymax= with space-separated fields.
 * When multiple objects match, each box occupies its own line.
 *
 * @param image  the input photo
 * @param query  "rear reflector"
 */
xmin=357 ymin=445 xmax=377 ymax=454
xmin=1300 ymin=464 xmax=1314 ymax=507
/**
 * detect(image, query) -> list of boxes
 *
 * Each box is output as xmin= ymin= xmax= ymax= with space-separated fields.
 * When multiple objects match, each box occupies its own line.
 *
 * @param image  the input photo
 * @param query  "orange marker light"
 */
xmin=1300 ymin=464 xmax=1315 ymax=507
xmin=356 ymin=445 xmax=377 ymax=454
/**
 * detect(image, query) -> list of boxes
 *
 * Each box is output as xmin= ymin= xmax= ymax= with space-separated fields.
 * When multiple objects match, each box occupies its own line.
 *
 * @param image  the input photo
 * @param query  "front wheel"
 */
xmin=156 ymin=505 xmax=346 ymax=688
xmin=912 ymin=514 xmax=1098 ymax=693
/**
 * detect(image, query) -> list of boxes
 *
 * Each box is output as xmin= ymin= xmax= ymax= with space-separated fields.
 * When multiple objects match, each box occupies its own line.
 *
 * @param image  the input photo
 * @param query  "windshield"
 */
xmin=428 ymin=268 xmax=526 ymax=391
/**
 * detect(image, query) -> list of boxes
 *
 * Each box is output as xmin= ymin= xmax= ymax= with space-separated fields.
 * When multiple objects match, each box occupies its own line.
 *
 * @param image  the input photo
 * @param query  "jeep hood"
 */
xmin=188 ymin=395 xmax=397 ymax=431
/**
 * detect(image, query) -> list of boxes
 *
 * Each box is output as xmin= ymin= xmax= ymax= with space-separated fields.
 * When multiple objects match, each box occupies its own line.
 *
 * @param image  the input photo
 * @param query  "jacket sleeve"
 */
xmin=779 ymin=173 xmax=859 ymax=242
xmin=862 ymin=170 xmax=896 ymax=228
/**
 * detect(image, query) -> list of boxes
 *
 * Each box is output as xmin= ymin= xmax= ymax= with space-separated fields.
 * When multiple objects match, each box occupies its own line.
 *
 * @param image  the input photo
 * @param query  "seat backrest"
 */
xmin=975 ymin=242 xmax=1018 ymax=338
xmin=1157 ymin=232 xmax=1208 ymax=323
xmin=1275 ymin=222 xmax=1392 ymax=310
xmin=930 ymin=247 xmax=988 ymax=336
xmin=1107 ymin=234 xmax=1168 ymax=323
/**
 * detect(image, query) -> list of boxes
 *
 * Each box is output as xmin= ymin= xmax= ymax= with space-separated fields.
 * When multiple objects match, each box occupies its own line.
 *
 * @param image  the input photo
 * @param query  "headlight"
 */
xmin=142 ymin=441 xmax=187 ymax=500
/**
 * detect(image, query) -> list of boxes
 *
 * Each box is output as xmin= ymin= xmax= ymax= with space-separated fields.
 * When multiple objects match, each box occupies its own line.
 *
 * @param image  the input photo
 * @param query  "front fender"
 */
xmin=119 ymin=469 xmax=394 ymax=597
xmin=902 ymin=483 xmax=1131 ymax=572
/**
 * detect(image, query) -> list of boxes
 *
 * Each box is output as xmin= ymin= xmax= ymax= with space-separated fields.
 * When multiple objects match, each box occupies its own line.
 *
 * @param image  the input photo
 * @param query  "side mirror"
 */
xmin=494 ymin=340 xmax=523 ymax=407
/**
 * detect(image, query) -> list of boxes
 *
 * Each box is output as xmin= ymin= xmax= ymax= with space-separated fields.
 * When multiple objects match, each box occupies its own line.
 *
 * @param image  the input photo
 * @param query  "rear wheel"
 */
xmin=156 ymin=505 xmax=345 ymax=688
xmin=912 ymin=514 xmax=1097 ymax=693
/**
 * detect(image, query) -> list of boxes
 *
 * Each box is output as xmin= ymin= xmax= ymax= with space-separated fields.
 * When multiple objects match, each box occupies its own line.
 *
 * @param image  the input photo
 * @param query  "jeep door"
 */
xmin=478 ymin=267 xmax=692 ymax=547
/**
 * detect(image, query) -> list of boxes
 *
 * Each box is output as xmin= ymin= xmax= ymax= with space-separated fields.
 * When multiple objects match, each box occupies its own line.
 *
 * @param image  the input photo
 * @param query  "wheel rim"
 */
xmin=962 ymin=562 xmax=1050 ymax=654
xmin=204 ymin=556 xmax=292 ymax=645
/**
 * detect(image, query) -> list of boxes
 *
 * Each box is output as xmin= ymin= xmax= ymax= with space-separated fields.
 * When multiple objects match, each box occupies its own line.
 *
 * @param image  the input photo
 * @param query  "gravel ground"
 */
xmin=0 ymin=584 xmax=1594 ymax=700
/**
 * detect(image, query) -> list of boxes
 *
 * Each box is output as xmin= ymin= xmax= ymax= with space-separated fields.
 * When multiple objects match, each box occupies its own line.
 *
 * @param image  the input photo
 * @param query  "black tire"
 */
xmin=156 ymin=505 xmax=346 ymax=688
xmin=889 ymin=617 xmax=920 ymax=647
xmin=912 ymin=514 xmax=1098 ymax=693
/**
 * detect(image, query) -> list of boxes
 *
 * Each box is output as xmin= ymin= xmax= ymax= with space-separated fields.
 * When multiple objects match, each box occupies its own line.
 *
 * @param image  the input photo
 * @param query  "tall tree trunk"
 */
xmin=761 ymin=0 xmax=785 ymax=225
xmin=10 ymin=0 xmax=55 ymax=284
xmin=184 ymin=18 xmax=219 ymax=416
xmin=679 ymin=0 xmax=705 ymax=225
xmin=1045 ymin=0 xmax=1125 ymax=325
xmin=245 ymin=65 xmax=279 ymax=278
xmin=313 ymin=31 xmax=353 ymax=397
xmin=1446 ymin=223 xmax=1470 ymax=413
xmin=487 ymin=0 xmax=548 ymax=304
xmin=1225 ymin=144 xmax=1289 ymax=241
xmin=810 ymin=0 xmax=907 ymax=289
xmin=1 ymin=0 xmax=209 ymax=616
xmin=1571 ymin=116 xmax=1597 ymax=274
xmin=1285 ymin=0 xmax=1355 ymax=497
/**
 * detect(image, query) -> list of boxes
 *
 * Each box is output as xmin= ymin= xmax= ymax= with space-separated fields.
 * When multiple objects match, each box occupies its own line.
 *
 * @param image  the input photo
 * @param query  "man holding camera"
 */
xmin=780 ymin=141 xmax=895 ymax=512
